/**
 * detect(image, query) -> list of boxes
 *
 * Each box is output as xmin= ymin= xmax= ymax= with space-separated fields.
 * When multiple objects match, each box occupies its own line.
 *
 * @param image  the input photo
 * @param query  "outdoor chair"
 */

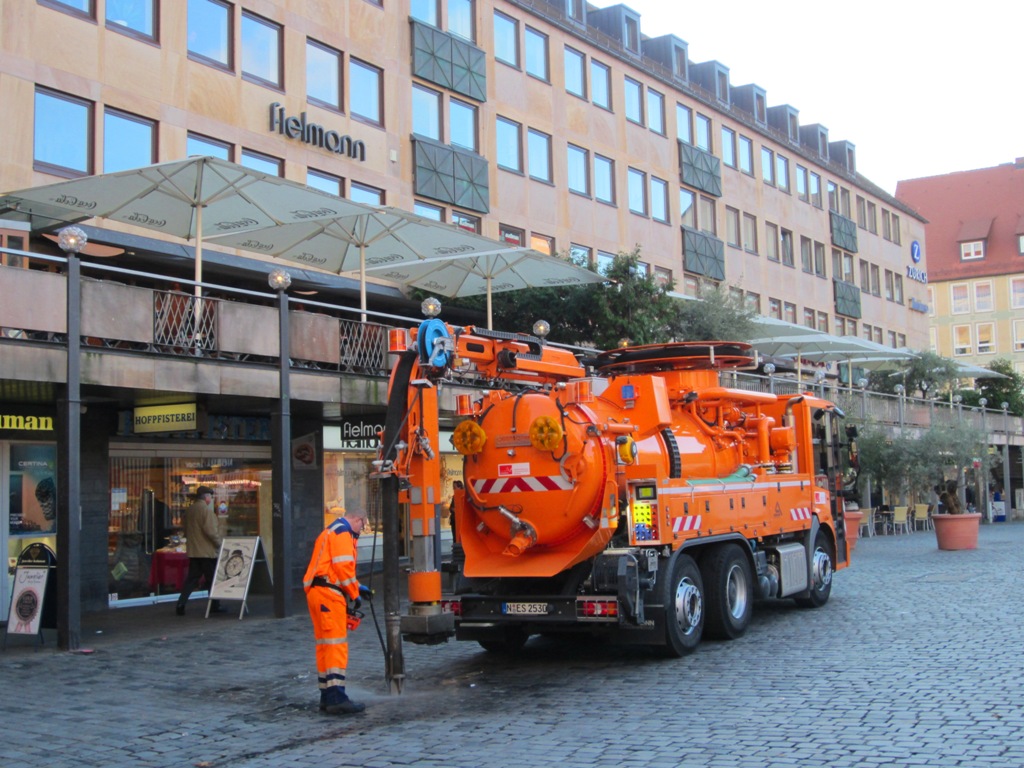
xmin=913 ymin=503 xmax=933 ymax=532
xmin=859 ymin=508 xmax=876 ymax=538
xmin=891 ymin=505 xmax=910 ymax=535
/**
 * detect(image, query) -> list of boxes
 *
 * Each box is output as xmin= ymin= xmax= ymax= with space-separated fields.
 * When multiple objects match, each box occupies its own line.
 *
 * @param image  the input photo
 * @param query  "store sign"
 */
xmin=906 ymin=265 xmax=928 ymax=284
xmin=269 ymin=102 xmax=366 ymax=162
xmin=910 ymin=298 xmax=929 ymax=313
xmin=0 ymin=412 xmax=53 ymax=432
xmin=133 ymin=403 xmax=197 ymax=434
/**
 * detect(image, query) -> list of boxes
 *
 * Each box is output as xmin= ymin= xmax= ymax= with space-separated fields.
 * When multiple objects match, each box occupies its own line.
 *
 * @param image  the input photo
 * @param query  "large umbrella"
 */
xmin=207 ymin=207 xmax=603 ymax=323
xmin=777 ymin=335 xmax=918 ymax=385
xmin=0 ymin=156 xmax=373 ymax=299
xmin=364 ymin=247 xmax=606 ymax=329
xmin=747 ymin=323 xmax=872 ymax=383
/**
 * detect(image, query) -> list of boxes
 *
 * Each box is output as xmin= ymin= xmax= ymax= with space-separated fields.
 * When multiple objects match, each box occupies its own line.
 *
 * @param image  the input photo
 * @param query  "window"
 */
xmin=410 ymin=0 xmax=439 ymax=26
xmin=783 ymin=302 xmax=797 ymax=324
xmin=803 ymin=308 xmax=816 ymax=328
xmin=856 ymin=196 xmax=867 ymax=229
xmin=494 ymin=12 xmax=519 ymax=67
xmin=650 ymin=177 xmax=668 ymax=223
xmin=527 ymin=129 xmax=552 ymax=182
xmin=531 ymin=233 xmax=554 ymax=255
xmin=765 ymin=222 xmax=779 ymax=262
xmin=888 ymin=330 xmax=898 ymax=348
xmin=776 ymin=155 xmax=789 ymax=192
xmin=1014 ymin=319 xmax=1024 ymax=352
xmin=103 ymin=109 xmax=155 ymax=173
xmin=761 ymin=147 xmax=774 ymax=185
xmin=827 ymin=181 xmax=838 ymax=212
xmin=350 ymin=59 xmax=382 ymax=125
xmin=570 ymin=243 xmax=592 ymax=267
xmin=840 ymin=188 xmax=851 ymax=218
xmin=449 ymin=98 xmax=477 ymax=151
xmin=961 ymin=241 xmax=984 ymax=260
xmin=188 ymin=0 xmax=232 ymax=69
xmin=106 ymin=0 xmax=157 ymax=39
xmin=647 ymin=89 xmax=665 ymax=134
xmin=595 ymin=155 xmax=614 ymax=204
xmin=47 ymin=0 xmax=92 ymax=17
xmin=591 ymin=60 xmax=611 ymax=109
xmin=448 ymin=0 xmax=475 ymax=41
xmin=698 ymin=196 xmax=716 ymax=235
xmin=307 ymin=168 xmax=342 ymax=196
xmin=768 ymin=297 xmax=782 ymax=319
xmin=565 ymin=47 xmax=586 ymax=98
xmin=891 ymin=213 xmax=901 ymax=244
xmin=894 ymin=274 xmax=904 ymax=304
xmin=953 ymin=325 xmax=972 ymax=356
xmin=780 ymin=229 xmax=794 ymax=267
xmin=866 ymin=201 xmax=877 ymax=233
xmin=627 ymin=168 xmax=647 ymax=215
xmin=796 ymin=165 xmax=808 ymax=202
xmin=676 ymin=103 xmax=691 ymax=144
xmin=884 ymin=269 xmax=894 ymax=301
xmin=624 ymin=78 xmax=643 ymax=125
xmin=566 ymin=0 xmax=585 ymax=23
xmin=695 ymin=113 xmax=711 ymax=152
xmin=833 ymin=250 xmax=854 ymax=282
xmin=870 ymin=264 xmax=881 ymax=296
xmin=452 ymin=210 xmax=480 ymax=233
xmin=862 ymin=323 xmax=873 ymax=341
xmin=800 ymin=236 xmax=813 ymax=273
xmin=977 ymin=323 xmax=995 ymax=354
xmin=1012 ymin=277 xmax=1024 ymax=309
xmin=951 ymin=283 xmax=970 ymax=314
xmin=34 ymin=88 xmax=92 ymax=175
xmin=525 ymin=27 xmax=549 ymax=81
xmin=721 ymin=127 xmax=736 ymax=168
xmin=654 ymin=267 xmax=672 ymax=287
xmin=742 ymin=213 xmax=758 ymax=253
xmin=624 ymin=14 xmax=640 ymax=53
xmin=187 ymin=131 xmax=231 ymax=159
xmin=567 ymin=144 xmax=589 ymax=195
xmin=496 ymin=117 xmax=522 ymax=172
xmin=415 ymin=201 xmax=444 ymax=220
xmin=814 ymin=242 xmax=826 ymax=277
xmin=350 ymin=182 xmax=384 ymax=205
xmin=597 ymin=250 xmax=615 ymax=275
xmin=241 ymin=11 xmax=282 ymax=88
xmin=679 ymin=189 xmax=696 ymax=229
xmin=746 ymin=292 xmax=761 ymax=314
xmin=737 ymin=135 xmax=753 ymax=175
xmin=974 ymin=281 xmax=993 ymax=312
xmin=725 ymin=207 xmax=740 ymax=247
xmin=500 ymin=223 xmax=525 ymax=247
xmin=809 ymin=172 xmax=822 ymax=207
xmin=241 ymin=148 xmax=281 ymax=176
xmin=307 ymin=40 xmax=342 ymax=110
xmin=927 ymin=286 xmax=935 ymax=316
xmin=859 ymin=259 xmax=870 ymax=290
xmin=412 ymin=85 xmax=441 ymax=140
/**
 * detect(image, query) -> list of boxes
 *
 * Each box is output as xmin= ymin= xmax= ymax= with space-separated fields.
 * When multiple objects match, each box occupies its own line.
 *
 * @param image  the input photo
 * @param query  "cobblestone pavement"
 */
xmin=2 ymin=523 xmax=1023 ymax=768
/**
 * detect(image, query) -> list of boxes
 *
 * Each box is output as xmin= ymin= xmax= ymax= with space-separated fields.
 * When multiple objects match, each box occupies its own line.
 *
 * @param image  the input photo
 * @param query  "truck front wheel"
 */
xmin=701 ymin=543 xmax=753 ymax=640
xmin=795 ymin=529 xmax=834 ymax=608
xmin=663 ymin=554 xmax=704 ymax=657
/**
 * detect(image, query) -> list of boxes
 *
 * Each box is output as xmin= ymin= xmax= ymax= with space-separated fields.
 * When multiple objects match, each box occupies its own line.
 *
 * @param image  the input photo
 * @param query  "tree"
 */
xmin=976 ymin=359 xmax=1024 ymax=416
xmin=867 ymin=350 xmax=960 ymax=397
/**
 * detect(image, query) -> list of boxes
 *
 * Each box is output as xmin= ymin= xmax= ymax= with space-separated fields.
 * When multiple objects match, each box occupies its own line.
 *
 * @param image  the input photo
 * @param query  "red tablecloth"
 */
xmin=149 ymin=550 xmax=189 ymax=592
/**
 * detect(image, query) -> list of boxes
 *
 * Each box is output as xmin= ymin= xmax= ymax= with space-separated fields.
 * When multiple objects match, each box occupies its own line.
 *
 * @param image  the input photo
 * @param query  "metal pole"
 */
xmin=979 ymin=399 xmax=989 ymax=521
xmin=1001 ymin=404 xmax=1011 ymax=518
xmin=272 ymin=281 xmax=293 ymax=617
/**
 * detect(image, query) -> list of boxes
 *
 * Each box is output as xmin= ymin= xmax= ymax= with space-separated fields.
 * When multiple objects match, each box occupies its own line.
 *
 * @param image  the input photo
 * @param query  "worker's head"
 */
xmin=345 ymin=507 xmax=369 ymax=534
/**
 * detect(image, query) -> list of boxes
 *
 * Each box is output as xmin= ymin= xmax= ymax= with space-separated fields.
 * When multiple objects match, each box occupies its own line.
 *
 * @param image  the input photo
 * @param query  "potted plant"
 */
xmin=928 ymin=422 xmax=986 ymax=550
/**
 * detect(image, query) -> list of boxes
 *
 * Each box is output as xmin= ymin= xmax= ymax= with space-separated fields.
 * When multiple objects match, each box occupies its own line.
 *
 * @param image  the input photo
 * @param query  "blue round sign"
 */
xmin=911 ymin=241 xmax=921 ymax=263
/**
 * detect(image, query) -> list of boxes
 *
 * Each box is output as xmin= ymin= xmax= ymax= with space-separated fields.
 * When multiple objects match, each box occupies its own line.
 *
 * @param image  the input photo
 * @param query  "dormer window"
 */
xmin=624 ymin=15 xmax=640 ymax=53
xmin=755 ymin=93 xmax=766 ymax=124
xmin=961 ymin=241 xmax=985 ymax=260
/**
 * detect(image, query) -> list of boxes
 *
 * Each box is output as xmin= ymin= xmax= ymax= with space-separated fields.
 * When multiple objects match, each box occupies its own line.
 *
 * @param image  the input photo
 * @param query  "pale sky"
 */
xmin=612 ymin=0 xmax=1022 ymax=195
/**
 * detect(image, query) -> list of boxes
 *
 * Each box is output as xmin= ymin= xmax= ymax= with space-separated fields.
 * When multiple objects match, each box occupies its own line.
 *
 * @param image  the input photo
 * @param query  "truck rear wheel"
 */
xmin=795 ymin=529 xmax=834 ymax=608
xmin=663 ymin=554 xmax=704 ymax=657
xmin=701 ymin=543 xmax=753 ymax=640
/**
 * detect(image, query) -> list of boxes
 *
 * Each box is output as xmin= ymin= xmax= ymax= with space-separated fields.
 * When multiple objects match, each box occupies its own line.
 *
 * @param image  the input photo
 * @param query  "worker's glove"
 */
xmin=349 ymin=597 xmax=362 ymax=611
xmin=359 ymin=585 xmax=374 ymax=600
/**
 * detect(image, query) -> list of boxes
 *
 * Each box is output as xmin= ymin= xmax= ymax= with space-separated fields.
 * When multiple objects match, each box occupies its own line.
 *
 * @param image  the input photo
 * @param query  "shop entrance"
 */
xmin=108 ymin=443 xmax=271 ymax=607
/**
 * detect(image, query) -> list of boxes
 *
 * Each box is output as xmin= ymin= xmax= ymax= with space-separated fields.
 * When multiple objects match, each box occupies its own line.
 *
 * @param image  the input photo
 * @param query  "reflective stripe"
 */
xmin=339 ymin=577 xmax=357 ymax=586
xmin=331 ymin=555 xmax=355 ymax=563
xmin=316 ymin=636 xmax=348 ymax=646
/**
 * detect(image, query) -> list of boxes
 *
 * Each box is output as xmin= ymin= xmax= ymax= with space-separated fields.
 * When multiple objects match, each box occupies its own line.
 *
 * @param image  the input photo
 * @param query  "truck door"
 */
xmin=811 ymin=409 xmax=848 ymax=566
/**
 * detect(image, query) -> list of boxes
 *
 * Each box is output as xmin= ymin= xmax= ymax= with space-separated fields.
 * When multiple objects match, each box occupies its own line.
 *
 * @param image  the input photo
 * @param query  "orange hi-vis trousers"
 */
xmin=306 ymin=586 xmax=349 ymax=692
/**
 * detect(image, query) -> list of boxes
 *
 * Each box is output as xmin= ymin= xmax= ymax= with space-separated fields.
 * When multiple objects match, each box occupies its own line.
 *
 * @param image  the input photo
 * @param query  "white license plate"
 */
xmin=502 ymin=602 xmax=548 ymax=615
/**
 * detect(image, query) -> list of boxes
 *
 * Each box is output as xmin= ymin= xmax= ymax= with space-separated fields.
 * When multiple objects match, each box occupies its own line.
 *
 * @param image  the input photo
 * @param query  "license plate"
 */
xmin=502 ymin=602 xmax=548 ymax=615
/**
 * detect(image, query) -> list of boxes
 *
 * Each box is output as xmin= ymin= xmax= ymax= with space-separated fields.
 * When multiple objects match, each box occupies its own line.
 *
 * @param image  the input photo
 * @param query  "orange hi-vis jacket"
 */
xmin=303 ymin=517 xmax=361 ymax=599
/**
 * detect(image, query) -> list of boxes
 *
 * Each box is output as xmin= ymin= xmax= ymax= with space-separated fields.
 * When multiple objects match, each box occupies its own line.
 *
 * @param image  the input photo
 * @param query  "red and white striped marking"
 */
xmin=672 ymin=515 xmax=703 ymax=533
xmin=473 ymin=476 xmax=573 ymax=494
xmin=813 ymin=491 xmax=828 ymax=505
xmin=790 ymin=507 xmax=813 ymax=521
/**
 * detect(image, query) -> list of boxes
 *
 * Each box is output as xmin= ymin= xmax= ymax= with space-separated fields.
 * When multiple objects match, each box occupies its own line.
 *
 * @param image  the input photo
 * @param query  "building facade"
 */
xmin=1 ymin=0 xmax=932 ymax=638
xmin=896 ymin=160 xmax=1024 ymax=374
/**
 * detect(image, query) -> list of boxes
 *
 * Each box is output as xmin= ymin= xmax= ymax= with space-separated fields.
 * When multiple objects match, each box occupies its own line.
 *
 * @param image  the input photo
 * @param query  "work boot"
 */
xmin=324 ymin=698 xmax=365 ymax=715
xmin=175 ymin=604 xmax=185 ymax=616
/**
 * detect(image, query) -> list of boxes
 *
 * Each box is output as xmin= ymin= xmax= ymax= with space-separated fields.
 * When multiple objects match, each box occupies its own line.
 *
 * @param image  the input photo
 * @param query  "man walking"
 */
xmin=303 ymin=507 xmax=370 ymax=715
xmin=176 ymin=485 xmax=224 ymax=616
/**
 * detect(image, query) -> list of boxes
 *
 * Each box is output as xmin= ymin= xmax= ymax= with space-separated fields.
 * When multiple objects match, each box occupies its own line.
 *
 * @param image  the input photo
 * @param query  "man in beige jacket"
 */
xmin=176 ymin=486 xmax=224 ymax=615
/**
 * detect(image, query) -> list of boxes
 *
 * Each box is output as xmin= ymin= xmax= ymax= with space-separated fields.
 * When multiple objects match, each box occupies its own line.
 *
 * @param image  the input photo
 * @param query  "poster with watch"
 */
xmin=208 ymin=537 xmax=265 ymax=607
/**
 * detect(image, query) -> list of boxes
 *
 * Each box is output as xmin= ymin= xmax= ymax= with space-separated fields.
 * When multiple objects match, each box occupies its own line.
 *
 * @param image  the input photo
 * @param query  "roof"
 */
xmin=895 ymin=160 xmax=1024 ymax=282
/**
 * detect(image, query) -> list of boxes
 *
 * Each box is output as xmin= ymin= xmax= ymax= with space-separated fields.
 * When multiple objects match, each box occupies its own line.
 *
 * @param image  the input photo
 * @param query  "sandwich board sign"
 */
xmin=207 ymin=536 xmax=270 ymax=619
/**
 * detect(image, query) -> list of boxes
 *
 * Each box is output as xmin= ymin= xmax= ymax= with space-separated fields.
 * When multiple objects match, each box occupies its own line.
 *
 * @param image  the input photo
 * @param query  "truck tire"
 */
xmin=795 ymin=529 xmax=834 ymax=608
xmin=701 ymin=543 xmax=753 ymax=640
xmin=663 ymin=554 xmax=704 ymax=657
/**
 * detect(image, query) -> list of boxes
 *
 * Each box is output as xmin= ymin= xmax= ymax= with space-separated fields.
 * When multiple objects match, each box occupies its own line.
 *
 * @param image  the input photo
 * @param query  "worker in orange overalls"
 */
xmin=303 ymin=506 xmax=371 ymax=715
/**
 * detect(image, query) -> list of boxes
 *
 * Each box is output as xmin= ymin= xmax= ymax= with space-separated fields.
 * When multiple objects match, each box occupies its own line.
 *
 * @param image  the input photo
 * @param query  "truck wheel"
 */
xmin=478 ymin=627 xmax=529 ymax=653
xmin=701 ymin=544 xmax=753 ymax=640
xmin=663 ymin=554 xmax=704 ymax=657
xmin=796 ymin=529 xmax=834 ymax=608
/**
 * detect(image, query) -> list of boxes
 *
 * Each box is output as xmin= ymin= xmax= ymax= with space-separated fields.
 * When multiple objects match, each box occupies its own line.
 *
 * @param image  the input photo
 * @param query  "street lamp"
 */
xmin=55 ymin=226 xmax=87 ymax=651
xmin=269 ymin=267 xmax=293 ymax=617
xmin=978 ymin=397 xmax=988 ymax=521
xmin=813 ymin=369 xmax=826 ymax=398
xmin=1001 ymin=402 xmax=1011 ymax=519
xmin=764 ymin=363 xmax=776 ymax=394
xmin=857 ymin=377 xmax=869 ymax=420
xmin=953 ymin=394 xmax=963 ymax=422
xmin=894 ymin=383 xmax=905 ymax=430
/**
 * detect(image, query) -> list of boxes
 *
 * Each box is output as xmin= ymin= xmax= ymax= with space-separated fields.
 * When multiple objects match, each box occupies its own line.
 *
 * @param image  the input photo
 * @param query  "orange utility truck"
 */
xmin=376 ymin=314 xmax=855 ymax=663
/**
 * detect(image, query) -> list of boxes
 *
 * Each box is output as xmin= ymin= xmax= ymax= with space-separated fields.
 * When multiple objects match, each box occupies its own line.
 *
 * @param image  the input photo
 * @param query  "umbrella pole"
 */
xmin=360 ymin=244 xmax=367 ymax=323
xmin=486 ymin=275 xmax=493 ymax=330
xmin=193 ymin=206 xmax=204 ymax=351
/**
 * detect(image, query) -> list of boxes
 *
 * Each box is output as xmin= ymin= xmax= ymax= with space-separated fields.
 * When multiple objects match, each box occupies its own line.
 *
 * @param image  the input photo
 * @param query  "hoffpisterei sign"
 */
xmin=269 ymin=103 xmax=366 ymax=161
xmin=133 ymin=403 xmax=197 ymax=434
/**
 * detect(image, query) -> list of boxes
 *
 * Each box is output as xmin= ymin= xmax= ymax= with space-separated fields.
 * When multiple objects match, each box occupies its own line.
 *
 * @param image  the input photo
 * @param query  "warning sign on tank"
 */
xmin=497 ymin=463 xmax=530 ymax=477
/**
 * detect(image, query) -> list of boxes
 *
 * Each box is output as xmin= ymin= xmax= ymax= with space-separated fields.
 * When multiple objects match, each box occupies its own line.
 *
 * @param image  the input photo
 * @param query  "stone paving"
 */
xmin=2 ymin=522 xmax=1023 ymax=767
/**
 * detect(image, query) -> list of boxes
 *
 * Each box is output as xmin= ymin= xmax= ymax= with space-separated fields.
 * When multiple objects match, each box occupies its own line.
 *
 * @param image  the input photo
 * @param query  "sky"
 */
xmin=609 ymin=0 xmax=1022 ymax=195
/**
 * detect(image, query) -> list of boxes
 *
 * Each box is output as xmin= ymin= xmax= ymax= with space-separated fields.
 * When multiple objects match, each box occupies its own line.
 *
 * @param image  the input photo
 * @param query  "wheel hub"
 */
xmin=811 ymin=548 xmax=833 ymax=592
xmin=726 ymin=564 xmax=749 ymax=619
xmin=674 ymin=577 xmax=703 ymax=636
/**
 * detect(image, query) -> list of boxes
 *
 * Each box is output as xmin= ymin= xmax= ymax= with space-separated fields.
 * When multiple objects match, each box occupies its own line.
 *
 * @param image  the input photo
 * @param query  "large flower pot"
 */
xmin=932 ymin=513 xmax=981 ymax=551
xmin=844 ymin=510 xmax=864 ymax=551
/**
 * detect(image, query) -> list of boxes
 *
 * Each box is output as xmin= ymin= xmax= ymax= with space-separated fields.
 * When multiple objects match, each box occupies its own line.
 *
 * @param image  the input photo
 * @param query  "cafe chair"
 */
xmin=891 ymin=505 xmax=910 ymax=535
xmin=859 ymin=508 xmax=876 ymax=538
xmin=913 ymin=503 xmax=933 ymax=532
